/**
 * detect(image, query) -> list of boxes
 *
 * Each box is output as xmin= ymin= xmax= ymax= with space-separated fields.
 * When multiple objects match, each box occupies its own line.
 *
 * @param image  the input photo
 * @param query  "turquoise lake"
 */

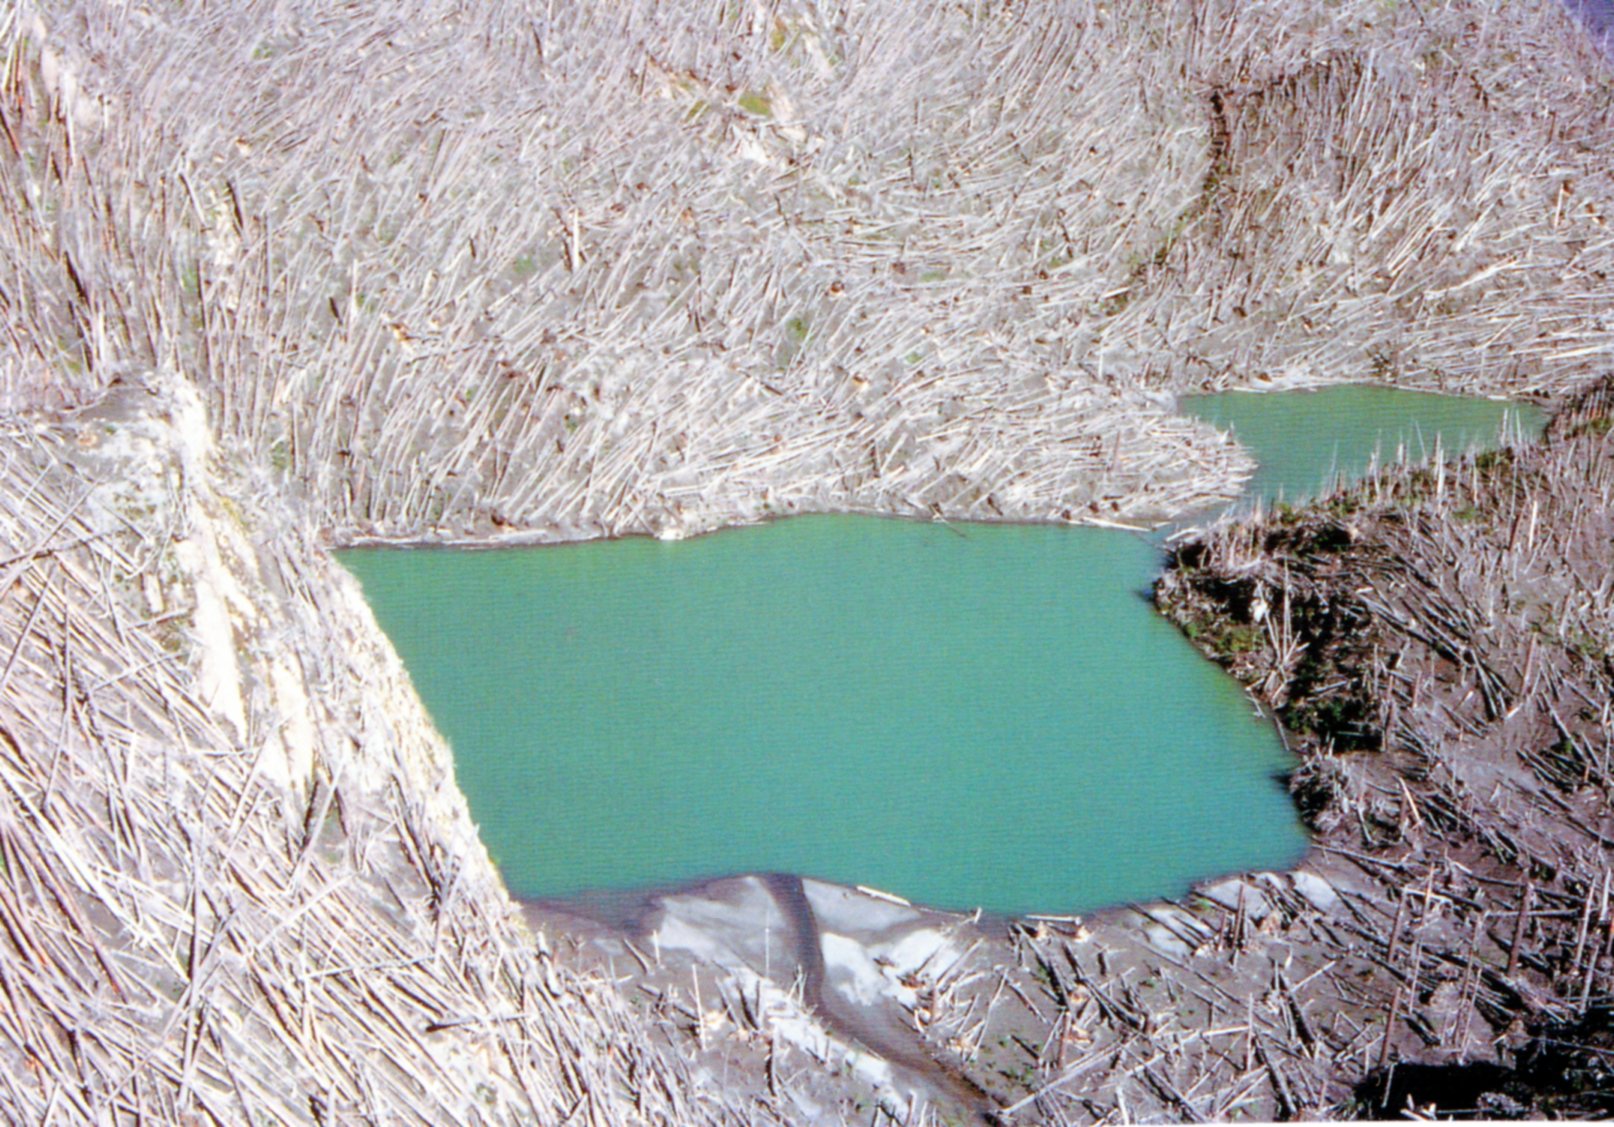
xmin=341 ymin=387 xmax=1542 ymax=915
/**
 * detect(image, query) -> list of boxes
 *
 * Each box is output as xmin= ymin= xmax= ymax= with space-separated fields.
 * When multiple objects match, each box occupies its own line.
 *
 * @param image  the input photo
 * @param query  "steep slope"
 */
xmin=1150 ymin=379 xmax=1614 ymax=1118
xmin=0 ymin=375 xmax=781 ymax=1122
xmin=4 ymin=2 xmax=1611 ymax=542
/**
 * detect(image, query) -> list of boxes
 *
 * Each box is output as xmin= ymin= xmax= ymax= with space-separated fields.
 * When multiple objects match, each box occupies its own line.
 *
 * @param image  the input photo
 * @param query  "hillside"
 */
xmin=1 ymin=1 xmax=1612 ymax=1122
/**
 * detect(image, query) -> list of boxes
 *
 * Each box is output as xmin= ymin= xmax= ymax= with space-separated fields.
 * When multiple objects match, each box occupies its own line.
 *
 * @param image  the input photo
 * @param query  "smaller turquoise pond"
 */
xmin=341 ymin=387 xmax=1542 ymax=916
xmin=1179 ymin=385 xmax=1542 ymax=510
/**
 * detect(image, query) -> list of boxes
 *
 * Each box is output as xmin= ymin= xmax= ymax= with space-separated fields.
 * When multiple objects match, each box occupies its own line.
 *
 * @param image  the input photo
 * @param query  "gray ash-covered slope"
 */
xmin=0 ymin=382 xmax=797 ymax=1123
xmin=7 ymin=0 xmax=1613 ymax=542
xmin=1 ymin=1 xmax=1613 ymax=1124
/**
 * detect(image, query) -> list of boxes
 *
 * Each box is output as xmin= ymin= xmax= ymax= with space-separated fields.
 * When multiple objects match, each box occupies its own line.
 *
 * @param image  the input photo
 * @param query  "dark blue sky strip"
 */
xmin=1565 ymin=0 xmax=1614 ymax=56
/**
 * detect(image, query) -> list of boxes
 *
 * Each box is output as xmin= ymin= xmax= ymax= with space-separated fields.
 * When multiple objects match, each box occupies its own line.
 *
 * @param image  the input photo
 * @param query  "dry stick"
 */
xmin=1385 ymin=895 xmax=1407 ymax=967
xmin=1450 ymin=912 xmax=1485 ymax=1061
xmin=1507 ymin=879 xmax=1533 ymax=978
xmin=1582 ymin=871 xmax=1611 ymax=1012
xmin=1572 ymin=881 xmax=1596 ymax=983
xmin=1377 ymin=987 xmax=1402 ymax=1072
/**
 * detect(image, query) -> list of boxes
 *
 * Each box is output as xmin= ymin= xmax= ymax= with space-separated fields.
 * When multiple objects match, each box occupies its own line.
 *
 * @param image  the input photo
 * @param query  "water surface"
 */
xmin=346 ymin=519 xmax=1302 ymax=914
xmin=341 ymin=386 xmax=1541 ymax=915
xmin=1180 ymin=385 xmax=1542 ymax=509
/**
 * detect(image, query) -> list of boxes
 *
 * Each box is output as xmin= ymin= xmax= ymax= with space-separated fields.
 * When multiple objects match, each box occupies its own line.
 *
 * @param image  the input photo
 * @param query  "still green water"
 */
xmin=1180 ymin=385 xmax=1543 ymax=509
xmin=340 ymin=386 xmax=1541 ymax=915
